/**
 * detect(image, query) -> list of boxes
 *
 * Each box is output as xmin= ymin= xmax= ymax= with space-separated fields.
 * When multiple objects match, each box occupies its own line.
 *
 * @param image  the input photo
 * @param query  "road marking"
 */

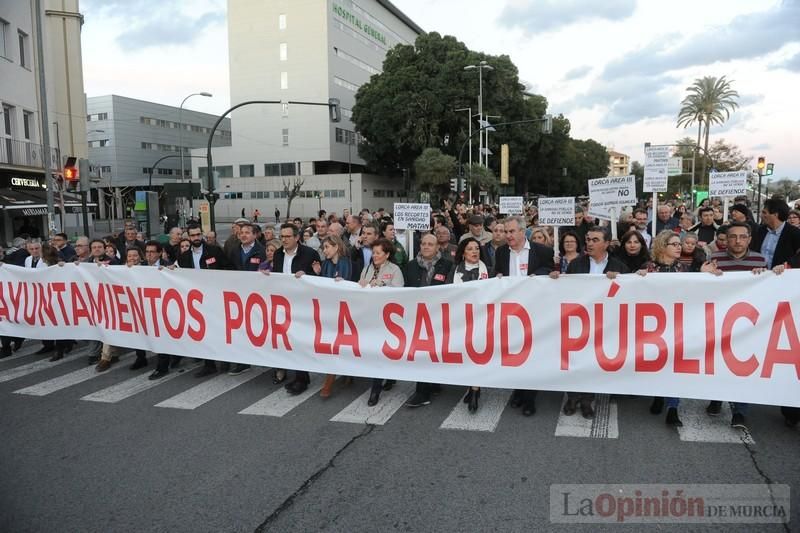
xmin=554 ymin=394 xmax=619 ymax=439
xmin=440 ymin=388 xmax=511 ymax=432
xmin=14 ymin=352 xmax=134 ymax=396
xmin=81 ymin=362 xmax=202 ymax=403
xmin=154 ymin=368 xmax=266 ymax=410
xmin=330 ymin=381 xmax=414 ymax=425
xmin=0 ymin=350 xmax=86 ymax=384
xmin=675 ymin=399 xmax=755 ymax=444
xmin=0 ymin=341 xmax=60 ymax=363
xmin=239 ymin=375 xmax=328 ymax=417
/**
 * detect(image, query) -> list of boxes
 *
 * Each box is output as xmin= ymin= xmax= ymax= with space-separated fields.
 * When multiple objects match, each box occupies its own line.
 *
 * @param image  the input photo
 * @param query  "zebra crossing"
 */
xmin=0 ymin=346 xmax=757 ymax=443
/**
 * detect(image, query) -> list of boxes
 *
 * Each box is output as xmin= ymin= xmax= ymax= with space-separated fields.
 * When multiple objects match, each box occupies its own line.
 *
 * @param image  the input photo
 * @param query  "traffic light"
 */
xmin=757 ymin=156 xmax=765 ymax=171
xmin=766 ymin=163 xmax=774 ymax=176
xmin=63 ymin=157 xmax=78 ymax=191
xmin=328 ymin=98 xmax=341 ymax=123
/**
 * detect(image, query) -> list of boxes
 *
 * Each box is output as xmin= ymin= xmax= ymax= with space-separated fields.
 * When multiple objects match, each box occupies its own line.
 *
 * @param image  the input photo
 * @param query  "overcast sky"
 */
xmin=80 ymin=0 xmax=800 ymax=179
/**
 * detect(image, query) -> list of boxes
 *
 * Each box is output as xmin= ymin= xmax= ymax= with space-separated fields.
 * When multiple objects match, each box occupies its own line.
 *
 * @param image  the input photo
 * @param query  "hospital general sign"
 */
xmin=332 ymin=3 xmax=388 ymax=45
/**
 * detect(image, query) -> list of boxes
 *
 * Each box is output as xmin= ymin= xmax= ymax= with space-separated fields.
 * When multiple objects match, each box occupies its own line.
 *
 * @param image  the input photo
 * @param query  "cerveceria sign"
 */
xmin=332 ymin=3 xmax=387 ymax=45
xmin=11 ymin=177 xmax=45 ymax=189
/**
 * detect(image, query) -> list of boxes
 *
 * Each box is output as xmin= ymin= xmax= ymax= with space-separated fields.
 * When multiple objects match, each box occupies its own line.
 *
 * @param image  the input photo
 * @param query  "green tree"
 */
xmin=767 ymin=178 xmax=800 ymax=200
xmin=465 ymin=163 xmax=499 ymax=202
xmin=630 ymin=160 xmax=644 ymax=193
xmin=706 ymin=138 xmax=751 ymax=172
xmin=677 ymin=76 xmax=739 ymax=187
xmin=414 ymin=148 xmax=456 ymax=197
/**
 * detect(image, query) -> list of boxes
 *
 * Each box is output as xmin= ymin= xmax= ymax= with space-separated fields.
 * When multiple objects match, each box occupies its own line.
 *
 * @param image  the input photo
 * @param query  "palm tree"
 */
xmin=677 ymin=76 xmax=739 ymax=188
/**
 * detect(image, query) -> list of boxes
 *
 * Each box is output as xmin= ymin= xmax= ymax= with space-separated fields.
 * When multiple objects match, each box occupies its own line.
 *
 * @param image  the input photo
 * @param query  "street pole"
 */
xmin=178 ymin=92 xmax=212 ymax=225
xmin=34 ymin=0 xmax=55 ymax=237
xmin=756 ymin=168 xmax=764 ymax=222
xmin=464 ymin=61 xmax=493 ymax=169
xmin=348 ymin=141 xmax=353 ymax=214
xmin=455 ymin=107 xmax=472 ymax=198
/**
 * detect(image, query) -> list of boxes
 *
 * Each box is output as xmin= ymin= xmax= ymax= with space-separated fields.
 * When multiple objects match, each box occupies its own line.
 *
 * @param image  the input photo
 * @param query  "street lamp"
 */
xmin=178 ymin=91 xmax=212 ymax=223
xmin=464 ymin=61 xmax=493 ymax=167
xmin=455 ymin=107 xmax=472 ymax=190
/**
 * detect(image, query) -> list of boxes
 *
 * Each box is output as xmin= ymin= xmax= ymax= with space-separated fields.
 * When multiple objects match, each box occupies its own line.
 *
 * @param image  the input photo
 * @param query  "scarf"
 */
xmin=415 ymin=251 xmax=442 ymax=285
xmin=453 ymin=260 xmax=488 ymax=284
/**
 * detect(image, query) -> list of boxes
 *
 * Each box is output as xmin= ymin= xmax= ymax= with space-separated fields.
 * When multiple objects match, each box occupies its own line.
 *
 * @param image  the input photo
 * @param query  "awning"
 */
xmin=0 ymin=188 xmax=96 ymax=214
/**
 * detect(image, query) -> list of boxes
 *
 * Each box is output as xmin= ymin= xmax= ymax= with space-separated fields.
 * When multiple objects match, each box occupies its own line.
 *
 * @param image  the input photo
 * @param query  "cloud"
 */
xmin=602 ymin=1 xmax=800 ymax=79
xmin=498 ymin=0 xmax=637 ymax=34
xmin=750 ymin=143 xmax=772 ymax=150
xmin=775 ymin=51 xmax=800 ymax=72
xmin=115 ymin=11 xmax=225 ymax=50
xmin=563 ymin=65 xmax=591 ymax=81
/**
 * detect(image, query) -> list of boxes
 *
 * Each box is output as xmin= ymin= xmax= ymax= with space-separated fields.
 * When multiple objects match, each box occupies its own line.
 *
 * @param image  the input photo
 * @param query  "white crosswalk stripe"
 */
xmin=330 ymin=381 xmax=414 ymax=425
xmin=14 ymin=352 xmax=134 ymax=396
xmin=239 ymin=375 xmax=327 ymax=417
xmin=0 ymin=350 xmax=85 ymax=384
xmin=554 ymin=394 xmax=619 ymax=439
xmin=675 ymin=399 xmax=755 ymax=444
xmin=155 ymin=368 xmax=266 ymax=410
xmin=81 ymin=362 xmax=202 ymax=403
xmin=439 ymin=388 xmax=511 ymax=432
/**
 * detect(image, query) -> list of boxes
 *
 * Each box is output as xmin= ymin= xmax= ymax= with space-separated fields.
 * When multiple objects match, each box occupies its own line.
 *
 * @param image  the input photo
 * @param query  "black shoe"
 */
xmin=228 ymin=364 xmax=251 ymax=376
xmin=563 ymin=399 xmax=577 ymax=416
xmin=367 ymin=391 xmax=380 ymax=406
xmin=87 ymin=355 xmax=100 ymax=365
xmin=195 ymin=366 xmax=217 ymax=378
xmin=64 ymin=341 xmax=75 ymax=354
xmin=285 ymin=380 xmax=308 ymax=395
xmin=35 ymin=346 xmax=53 ymax=356
xmin=580 ymin=401 xmax=595 ymax=419
xmin=406 ymin=393 xmax=431 ymax=408
xmin=49 ymin=351 xmax=64 ymax=362
xmin=731 ymin=413 xmax=747 ymax=430
xmin=665 ymin=407 xmax=683 ymax=427
xmin=463 ymin=389 xmax=473 ymax=404
xmin=522 ymin=403 xmax=536 ymax=417
xmin=148 ymin=370 xmax=168 ymax=381
xmin=468 ymin=389 xmax=480 ymax=413
xmin=650 ymin=397 xmax=664 ymax=415
xmin=510 ymin=390 xmax=523 ymax=408
xmin=706 ymin=401 xmax=722 ymax=416
xmin=13 ymin=340 xmax=23 ymax=351
xmin=382 ymin=379 xmax=395 ymax=391
xmin=129 ymin=358 xmax=148 ymax=370
xmin=0 ymin=347 xmax=11 ymax=359
xmin=272 ymin=369 xmax=287 ymax=384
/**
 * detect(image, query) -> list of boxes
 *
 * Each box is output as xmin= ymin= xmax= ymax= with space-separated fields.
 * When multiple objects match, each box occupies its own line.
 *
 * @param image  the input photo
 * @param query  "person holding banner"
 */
xmin=638 ymin=231 xmax=718 ymax=427
xmin=551 ymin=227 xmax=629 ymax=419
xmin=494 ymin=215 xmax=554 ymax=417
xmin=612 ymin=230 xmax=650 ymax=273
xmin=448 ymin=237 xmax=493 ymax=413
xmin=404 ymin=233 xmax=454 ymax=408
xmin=359 ymin=238 xmax=404 ymax=406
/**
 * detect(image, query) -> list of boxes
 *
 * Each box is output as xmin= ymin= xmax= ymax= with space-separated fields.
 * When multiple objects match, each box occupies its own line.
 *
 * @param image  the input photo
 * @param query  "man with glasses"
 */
xmin=52 ymin=232 xmax=76 ymax=262
xmin=550 ymin=226 xmax=629 ymax=419
xmin=494 ymin=215 xmax=555 ymax=417
xmin=72 ymin=236 xmax=90 ymax=262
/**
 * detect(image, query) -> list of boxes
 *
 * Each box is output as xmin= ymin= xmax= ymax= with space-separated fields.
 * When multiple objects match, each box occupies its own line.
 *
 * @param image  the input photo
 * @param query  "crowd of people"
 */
xmin=1 ymin=194 xmax=799 ymax=430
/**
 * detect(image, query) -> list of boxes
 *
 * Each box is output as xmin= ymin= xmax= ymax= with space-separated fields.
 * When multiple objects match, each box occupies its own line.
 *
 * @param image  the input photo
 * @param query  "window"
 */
xmin=216 ymin=165 xmax=233 ymax=178
xmin=88 ymin=139 xmax=110 ymax=148
xmin=333 ymin=76 xmax=360 ymax=92
xmin=198 ymin=167 xmax=208 ymax=179
xmin=280 ymin=162 xmax=295 ymax=176
xmin=100 ymin=166 xmax=112 ymax=175
xmin=0 ymin=19 xmax=9 ymax=59
xmin=18 ymin=30 xmax=28 ymax=68
xmin=282 ymin=128 xmax=289 ymax=147
xmin=239 ymin=164 xmax=254 ymax=177
xmin=280 ymin=71 xmax=288 ymax=90
xmin=279 ymin=13 xmax=286 ymax=30
xmin=2 ymin=104 xmax=13 ymax=136
xmin=265 ymin=163 xmax=280 ymax=177
xmin=279 ymin=42 xmax=287 ymax=61
xmin=281 ymin=103 xmax=289 ymax=117
xmin=22 ymin=111 xmax=33 ymax=140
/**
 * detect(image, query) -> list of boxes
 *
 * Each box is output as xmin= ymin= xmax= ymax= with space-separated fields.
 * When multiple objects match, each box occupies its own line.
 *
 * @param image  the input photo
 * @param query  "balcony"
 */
xmin=0 ymin=138 xmax=60 ymax=170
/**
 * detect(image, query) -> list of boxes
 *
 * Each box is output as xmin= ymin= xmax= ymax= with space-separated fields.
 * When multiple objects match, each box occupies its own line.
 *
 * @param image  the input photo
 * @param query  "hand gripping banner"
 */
xmin=0 ymin=264 xmax=798 ymax=407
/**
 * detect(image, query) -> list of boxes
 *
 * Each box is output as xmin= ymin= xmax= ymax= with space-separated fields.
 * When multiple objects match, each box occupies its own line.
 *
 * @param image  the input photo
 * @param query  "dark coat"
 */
xmin=4 ymin=248 xmax=29 ymax=266
xmin=228 ymin=241 xmax=268 ymax=272
xmin=565 ymin=254 xmax=631 ymax=274
xmin=272 ymin=244 xmax=320 ymax=275
xmin=750 ymin=222 xmax=800 ymax=268
xmin=404 ymin=256 xmax=453 ymax=287
xmin=177 ymin=244 xmax=230 ymax=270
xmin=493 ymin=242 xmax=554 ymax=277
xmin=57 ymin=244 xmax=76 ymax=262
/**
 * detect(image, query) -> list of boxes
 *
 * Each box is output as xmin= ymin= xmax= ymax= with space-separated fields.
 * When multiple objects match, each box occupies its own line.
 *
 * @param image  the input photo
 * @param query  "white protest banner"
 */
xmin=588 ymin=175 xmax=637 ymax=220
xmin=499 ymin=196 xmax=524 ymax=215
xmin=709 ymin=171 xmax=749 ymax=197
xmin=668 ymin=156 xmax=683 ymax=176
xmin=1 ymin=265 xmax=798 ymax=407
xmin=393 ymin=202 xmax=431 ymax=230
xmin=644 ymin=146 xmax=671 ymax=193
xmin=538 ymin=197 xmax=575 ymax=226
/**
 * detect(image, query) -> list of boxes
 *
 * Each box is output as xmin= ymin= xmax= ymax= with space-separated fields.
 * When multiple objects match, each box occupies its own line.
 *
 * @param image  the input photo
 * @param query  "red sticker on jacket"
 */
xmin=519 ymin=262 xmax=528 ymax=272
xmin=381 ymin=273 xmax=393 ymax=280
xmin=434 ymin=273 xmax=445 ymax=281
xmin=205 ymin=257 xmax=216 ymax=265
xmin=250 ymin=257 xmax=261 ymax=264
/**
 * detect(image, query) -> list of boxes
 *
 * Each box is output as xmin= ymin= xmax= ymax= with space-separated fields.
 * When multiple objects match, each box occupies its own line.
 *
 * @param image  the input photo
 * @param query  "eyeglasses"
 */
xmin=667 ymin=242 xmax=682 ymax=247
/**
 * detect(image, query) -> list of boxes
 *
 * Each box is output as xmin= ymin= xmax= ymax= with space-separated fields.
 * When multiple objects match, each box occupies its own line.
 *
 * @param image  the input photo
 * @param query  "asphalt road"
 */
xmin=0 ymin=341 xmax=797 ymax=533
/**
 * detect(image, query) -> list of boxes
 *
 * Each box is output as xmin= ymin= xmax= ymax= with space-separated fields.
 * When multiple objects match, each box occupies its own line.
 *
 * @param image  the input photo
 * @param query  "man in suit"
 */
xmin=494 ymin=215 xmax=555 ymax=416
xmin=224 ymin=223 xmax=267 ymax=376
xmin=751 ymin=198 xmax=800 ymax=269
xmin=273 ymin=222 xmax=321 ymax=394
xmin=350 ymin=222 xmax=379 ymax=277
xmin=551 ymin=226 xmax=630 ymax=419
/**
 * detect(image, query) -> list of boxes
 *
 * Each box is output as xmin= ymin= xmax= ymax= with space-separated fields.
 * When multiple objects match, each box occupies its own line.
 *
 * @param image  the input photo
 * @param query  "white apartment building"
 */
xmin=0 ymin=0 xmax=87 ymax=242
xmin=192 ymin=0 xmax=423 ymax=220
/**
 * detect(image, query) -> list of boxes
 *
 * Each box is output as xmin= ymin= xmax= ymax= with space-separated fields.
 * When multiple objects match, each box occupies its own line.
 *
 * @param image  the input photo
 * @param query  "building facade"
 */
xmin=608 ymin=150 xmax=630 ymax=177
xmin=0 ymin=0 xmax=87 ymax=243
xmin=191 ymin=0 xmax=423 ymax=219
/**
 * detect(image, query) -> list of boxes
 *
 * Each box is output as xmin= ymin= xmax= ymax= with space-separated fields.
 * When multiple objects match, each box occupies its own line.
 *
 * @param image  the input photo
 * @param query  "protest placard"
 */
xmin=393 ymin=203 xmax=431 ymax=230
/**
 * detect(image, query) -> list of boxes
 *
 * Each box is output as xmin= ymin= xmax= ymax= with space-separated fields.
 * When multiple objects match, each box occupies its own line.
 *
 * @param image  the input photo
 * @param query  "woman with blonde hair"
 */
xmin=529 ymin=226 xmax=552 ymax=248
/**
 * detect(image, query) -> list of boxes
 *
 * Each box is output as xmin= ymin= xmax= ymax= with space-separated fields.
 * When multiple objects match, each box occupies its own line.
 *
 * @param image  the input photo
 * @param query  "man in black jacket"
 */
xmin=551 ymin=226 xmax=630 ymax=419
xmin=273 ymin=222 xmax=321 ymax=394
xmin=404 ymin=233 xmax=454 ymax=407
xmin=494 ymin=215 xmax=555 ymax=416
xmin=350 ymin=222 xmax=379 ymax=277
xmin=750 ymin=198 xmax=800 ymax=269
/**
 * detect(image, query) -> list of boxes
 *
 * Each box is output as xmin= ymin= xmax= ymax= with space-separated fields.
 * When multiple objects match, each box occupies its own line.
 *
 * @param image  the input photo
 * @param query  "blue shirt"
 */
xmin=760 ymin=222 xmax=785 ymax=268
